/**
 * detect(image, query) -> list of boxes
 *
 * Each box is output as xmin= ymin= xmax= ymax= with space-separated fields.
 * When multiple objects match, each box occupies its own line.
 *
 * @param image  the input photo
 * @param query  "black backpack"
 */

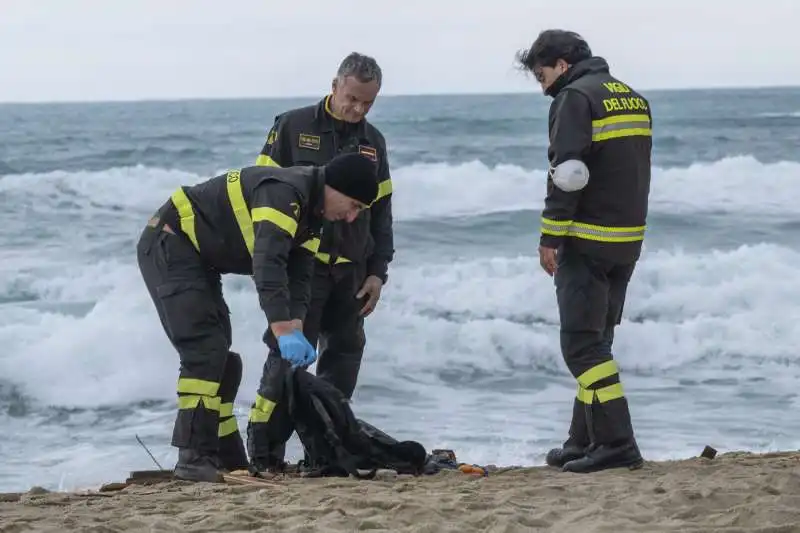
xmin=285 ymin=368 xmax=428 ymax=478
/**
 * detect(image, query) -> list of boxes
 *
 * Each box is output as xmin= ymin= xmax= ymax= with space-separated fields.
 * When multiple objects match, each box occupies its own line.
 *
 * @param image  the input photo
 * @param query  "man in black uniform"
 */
xmin=248 ymin=52 xmax=393 ymax=471
xmin=516 ymin=30 xmax=652 ymax=473
xmin=136 ymin=153 xmax=379 ymax=482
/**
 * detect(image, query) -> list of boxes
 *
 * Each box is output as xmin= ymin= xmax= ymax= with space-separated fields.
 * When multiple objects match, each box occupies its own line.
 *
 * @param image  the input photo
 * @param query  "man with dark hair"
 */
xmin=516 ymin=30 xmax=652 ymax=473
xmin=249 ymin=52 xmax=394 ymax=472
xmin=136 ymin=152 xmax=379 ymax=482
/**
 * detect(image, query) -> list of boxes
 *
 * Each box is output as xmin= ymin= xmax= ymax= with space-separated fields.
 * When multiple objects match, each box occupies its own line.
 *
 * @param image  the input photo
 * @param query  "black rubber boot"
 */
xmin=545 ymin=445 xmax=587 ymax=467
xmin=249 ymin=453 xmax=289 ymax=475
xmin=562 ymin=440 xmax=643 ymax=473
xmin=174 ymin=449 xmax=225 ymax=482
xmin=546 ymin=397 xmax=592 ymax=467
xmin=218 ymin=432 xmax=248 ymax=472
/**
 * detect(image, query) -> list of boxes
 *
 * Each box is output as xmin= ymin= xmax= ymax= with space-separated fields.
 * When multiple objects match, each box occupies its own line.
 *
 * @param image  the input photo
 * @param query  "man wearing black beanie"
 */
xmin=322 ymin=152 xmax=380 ymax=218
xmin=136 ymin=153 xmax=377 ymax=482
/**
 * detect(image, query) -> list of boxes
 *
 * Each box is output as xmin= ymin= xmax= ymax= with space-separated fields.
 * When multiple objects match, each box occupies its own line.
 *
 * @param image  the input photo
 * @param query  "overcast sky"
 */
xmin=1 ymin=0 xmax=798 ymax=103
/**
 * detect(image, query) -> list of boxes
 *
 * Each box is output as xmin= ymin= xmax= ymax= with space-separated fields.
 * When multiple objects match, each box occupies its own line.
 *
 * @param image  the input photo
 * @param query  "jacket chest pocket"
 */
xmin=293 ymin=137 xmax=335 ymax=166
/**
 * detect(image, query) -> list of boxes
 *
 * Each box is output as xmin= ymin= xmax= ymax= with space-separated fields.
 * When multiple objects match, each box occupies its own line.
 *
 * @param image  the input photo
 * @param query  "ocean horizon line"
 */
xmin=1 ymin=83 xmax=799 ymax=107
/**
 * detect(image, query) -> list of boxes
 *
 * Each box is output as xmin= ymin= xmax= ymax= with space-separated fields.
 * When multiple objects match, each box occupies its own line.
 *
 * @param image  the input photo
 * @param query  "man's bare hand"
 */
xmin=356 ymin=275 xmax=383 ymax=317
xmin=539 ymin=245 xmax=558 ymax=276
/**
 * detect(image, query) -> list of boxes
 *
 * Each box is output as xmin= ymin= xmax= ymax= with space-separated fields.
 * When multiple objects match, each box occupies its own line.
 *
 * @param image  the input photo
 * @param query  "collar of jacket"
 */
xmin=312 ymin=95 xmax=369 ymax=137
xmin=546 ymin=56 xmax=611 ymax=98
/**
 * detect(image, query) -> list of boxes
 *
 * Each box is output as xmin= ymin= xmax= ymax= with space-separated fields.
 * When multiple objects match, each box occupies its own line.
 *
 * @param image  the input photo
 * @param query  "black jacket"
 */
xmin=540 ymin=56 xmax=653 ymax=263
xmin=158 ymin=165 xmax=324 ymax=324
xmin=255 ymin=96 xmax=394 ymax=282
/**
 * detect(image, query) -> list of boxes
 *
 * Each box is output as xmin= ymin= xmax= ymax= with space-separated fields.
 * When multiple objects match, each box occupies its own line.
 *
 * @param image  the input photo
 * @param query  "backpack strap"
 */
xmin=308 ymin=394 xmax=373 ymax=478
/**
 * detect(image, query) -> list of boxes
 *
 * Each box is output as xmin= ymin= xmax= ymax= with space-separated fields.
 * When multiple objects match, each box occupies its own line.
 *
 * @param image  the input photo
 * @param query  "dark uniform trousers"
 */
xmin=246 ymin=259 xmax=367 ymax=468
xmin=555 ymin=243 xmax=636 ymax=448
xmin=305 ymin=262 xmax=368 ymax=398
xmin=136 ymin=223 xmax=248 ymax=471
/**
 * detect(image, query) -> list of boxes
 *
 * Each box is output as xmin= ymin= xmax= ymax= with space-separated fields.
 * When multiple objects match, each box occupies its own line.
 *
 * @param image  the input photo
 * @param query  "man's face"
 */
xmin=323 ymin=186 xmax=367 ymax=223
xmin=330 ymin=76 xmax=380 ymax=123
xmin=533 ymin=59 xmax=569 ymax=94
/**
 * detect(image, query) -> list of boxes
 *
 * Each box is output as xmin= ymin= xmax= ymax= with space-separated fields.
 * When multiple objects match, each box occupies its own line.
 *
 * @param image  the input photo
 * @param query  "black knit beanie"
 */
xmin=323 ymin=153 xmax=379 ymax=204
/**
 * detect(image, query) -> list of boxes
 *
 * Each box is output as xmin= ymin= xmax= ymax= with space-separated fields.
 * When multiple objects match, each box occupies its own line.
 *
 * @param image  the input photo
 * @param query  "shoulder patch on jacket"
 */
xmin=298 ymin=134 xmax=321 ymax=150
xmin=358 ymin=145 xmax=377 ymax=162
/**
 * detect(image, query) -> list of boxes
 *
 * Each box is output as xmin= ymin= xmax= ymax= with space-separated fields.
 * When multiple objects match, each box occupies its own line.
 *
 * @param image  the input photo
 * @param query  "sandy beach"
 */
xmin=2 ymin=451 xmax=799 ymax=533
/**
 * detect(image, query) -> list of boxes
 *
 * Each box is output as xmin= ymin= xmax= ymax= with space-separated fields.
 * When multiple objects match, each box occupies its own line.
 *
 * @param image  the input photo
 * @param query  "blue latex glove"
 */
xmin=301 ymin=335 xmax=318 ymax=367
xmin=277 ymin=330 xmax=317 ymax=367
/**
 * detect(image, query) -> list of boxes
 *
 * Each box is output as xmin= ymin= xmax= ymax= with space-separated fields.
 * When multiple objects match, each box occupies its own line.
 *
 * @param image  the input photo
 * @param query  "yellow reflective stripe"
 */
xmin=225 ymin=170 xmax=256 ymax=255
xmin=252 ymin=207 xmax=298 ymax=237
xmin=177 ymin=394 xmax=221 ymax=411
xmin=541 ymin=217 xmax=646 ymax=243
xmin=596 ymin=383 xmax=625 ymax=403
xmin=577 ymin=360 xmax=619 ymax=388
xmin=228 ymin=167 xmax=297 ymax=254
xmin=219 ymin=402 xmax=234 ymax=418
xmin=249 ymin=409 xmax=272 ymax=423
xmin=255 ymin=154 xmax=281 ymax=167
xmin=301 ymin=237 xmax=320 ymax=254
xmin=300 ymin=237 xmax=350 ymax=264
xmin=249 ymin=394 xmax=276 ymax=423
xmin=177 ymin=377 xmax=220 ymax=397
xmin=171 ymin=167 xmax=302 ymax=257
xmin=169 ymin=188 xmax=200 ymax=251
xmin=218 ymin=417 xmax=239 ymax=437
xmin=576 ymin=383 xmax=625 ymax=404
xmin=595 ymin=128 xmax=651 ymax=141
xmin=540 ymin=217 xmax=571 ymax=237
xmin=372 ymin=178 xmax=393 ymax=204
xmin=315 ymin=252 xmax=351 ymax=265
xmin=592 ymin=114 xmax=650 ymax=126
xmin=178 ymin=395 xmax=201 ymax=410
xmin=591 ymin=114 xmax=651 ymax=142
xmin=577 ymin=386 xmax=594 ymax=404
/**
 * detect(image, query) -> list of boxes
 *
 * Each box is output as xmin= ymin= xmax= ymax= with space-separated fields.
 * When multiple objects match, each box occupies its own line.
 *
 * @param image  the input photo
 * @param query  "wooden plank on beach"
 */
xmin=127 ymin=470 xmax=174 ymax=480
xmin=222 ymin=470 xmax=280 ymax=487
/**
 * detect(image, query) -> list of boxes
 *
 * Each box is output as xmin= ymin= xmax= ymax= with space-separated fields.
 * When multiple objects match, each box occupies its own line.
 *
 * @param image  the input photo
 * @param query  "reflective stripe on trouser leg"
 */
xmin=576 ymin=360 xmax=624 ymax=404
xmin=246 ymin=350 xmax=295 ymax=467
xmin=217 ymin=351 xmax=248 ymax=470
xmin=174 ymin=377 xmax=222 ymax=451
xmin=575 ymin=359 xmax=634 ymax=445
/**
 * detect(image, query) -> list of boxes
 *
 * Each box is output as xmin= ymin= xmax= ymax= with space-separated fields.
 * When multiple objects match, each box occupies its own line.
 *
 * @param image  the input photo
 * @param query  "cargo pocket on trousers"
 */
xmin=556 ymin=266 xmax=606 ymax=332
xmin=156 ymin=280 xmax=219 ymax=347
